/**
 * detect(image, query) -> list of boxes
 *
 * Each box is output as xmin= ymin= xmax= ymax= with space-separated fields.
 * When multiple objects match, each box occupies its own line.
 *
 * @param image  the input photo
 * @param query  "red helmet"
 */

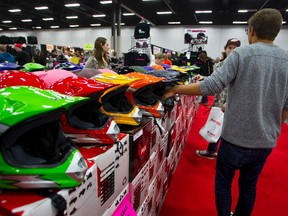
xmin=0 ymin=71 xmax=47 ymax=89
xmin=32 ymin=69 xmax=77 ymax=88
xmin=60 ymin=100 xmax=120 ymax=145
xmin=125 ymin=72 xmax=165 ymax=118
xmin=50 ymin=76 xmax=115 ymax=97
xmin=49 ymin=76 xmax=120 ymax=145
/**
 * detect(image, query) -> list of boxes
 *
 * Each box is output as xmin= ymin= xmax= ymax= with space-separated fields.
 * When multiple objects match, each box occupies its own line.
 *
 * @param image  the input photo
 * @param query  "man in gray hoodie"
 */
xmin=163 ymin=8 xmax=288 ymax=216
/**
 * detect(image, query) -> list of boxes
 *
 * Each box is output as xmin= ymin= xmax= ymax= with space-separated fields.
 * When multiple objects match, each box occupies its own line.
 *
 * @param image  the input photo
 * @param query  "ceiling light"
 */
xmin=2 ymin=20 xmax=12 ymax=23
xmin=66 ymin=16 xmax=78 ymax=19
xmin=238 ymin=9 xmax=257 ymax=13
xmin=35 ymin=6 xmax=48 ymax=10
xmin=238 ymin=10 xmax=248 ymax=13
xmin=8 ymin=9 xmax=21 ymax=13
xmin=123 ymin=13 xmax=135 ymax=16
xmin=33 ymin=26 xmax=42 ymax=29
xmin=50 ymin=26 xmax=59 ymax=29
xmin=9 ymin=28 xmax=17 ymax=30
xmin=282 ymin=21 xmax=286 ymax=24
xmin=21 ymin=19 xmax=32 ymax=22
xmin=168 ymin=21 xmax=181 ymax=25
xmin=43 ymin=18 xmax=54 ymax=21
xmin=0 ymin=28 xmax=2 ymax=31
xmin=195 ymin=10 xmax=212 ymax=14
xmin=100 ymin=1 xmax=112 ymax=4
xmin=115 ymin=23 xmax=125 ymax=26
xmin=286 ymin=9 xmax=288 ymax=12
xmin=199 ymin=21 xmax=213 ymax=24
xmin=93 ymin=14 xmax=106 ymax=18
xmin=233 ymin=21 xmax=247 ymax=24
xmin=90 ymin=23 xmax=101 ymax=26
xmin=69 ymin=25 xmax=79 ymax=27
xmin=156 ymin=11 xmax=172 ymax=15
xmin=65 ymin=3 xmax=80 ymax=7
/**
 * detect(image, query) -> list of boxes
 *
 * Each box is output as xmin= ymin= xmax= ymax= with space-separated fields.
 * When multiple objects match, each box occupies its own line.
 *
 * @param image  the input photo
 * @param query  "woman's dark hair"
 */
xmin=93 ymin=37 xmax=110 ymax=67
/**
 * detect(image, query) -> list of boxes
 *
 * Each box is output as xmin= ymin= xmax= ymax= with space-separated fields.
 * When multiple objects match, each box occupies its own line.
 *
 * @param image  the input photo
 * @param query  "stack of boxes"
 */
xmin=0 ymin=95 xmax=197 ymax=216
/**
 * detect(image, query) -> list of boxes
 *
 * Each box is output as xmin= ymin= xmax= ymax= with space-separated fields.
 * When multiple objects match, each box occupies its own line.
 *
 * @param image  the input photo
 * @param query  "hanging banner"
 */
xmin=184 ymin=29 xmax=208 ymax=44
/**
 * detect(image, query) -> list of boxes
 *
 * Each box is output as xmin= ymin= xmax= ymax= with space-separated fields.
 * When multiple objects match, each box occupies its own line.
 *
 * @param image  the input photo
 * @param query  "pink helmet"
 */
xmin=32 ymin=69 xmax=77 ymax=88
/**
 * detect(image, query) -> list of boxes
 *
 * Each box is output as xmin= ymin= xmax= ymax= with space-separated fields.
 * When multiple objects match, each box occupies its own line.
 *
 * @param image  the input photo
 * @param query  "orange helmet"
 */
xmin=125 ymin=72 xmax=166 ymax=118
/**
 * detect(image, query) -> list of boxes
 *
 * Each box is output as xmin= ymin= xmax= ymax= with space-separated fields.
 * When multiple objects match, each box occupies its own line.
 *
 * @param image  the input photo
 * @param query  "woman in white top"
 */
xmin=84 ymin=37 xmax=111 ymax=69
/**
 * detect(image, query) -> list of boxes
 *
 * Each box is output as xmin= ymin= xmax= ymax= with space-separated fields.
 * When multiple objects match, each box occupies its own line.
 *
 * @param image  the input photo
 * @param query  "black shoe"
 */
xmin=195 ymin=150 xmax=217 ymax=160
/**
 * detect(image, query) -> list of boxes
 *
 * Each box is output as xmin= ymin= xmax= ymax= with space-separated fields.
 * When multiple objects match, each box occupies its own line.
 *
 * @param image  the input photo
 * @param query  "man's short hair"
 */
xmin=248 ymin=8 xmax=283 ymax=41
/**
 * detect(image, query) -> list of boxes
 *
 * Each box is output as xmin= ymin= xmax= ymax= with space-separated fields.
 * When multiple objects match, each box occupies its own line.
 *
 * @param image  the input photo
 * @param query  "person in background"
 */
xmin=32 ymin=48 xmax=46 ymax=66
xmin=84 ymin=37 xmax=111 ymax=69
xmin=163 ymin=52 xmax=172 ymax=65
xmin=0 ymin=44 xmax=15 ymax=63
xmin=150 ymin=53 xmax=167 ymax=66
xmin=163 ymin=8 xmax=288 ymax=216
xmin=195 ymin=38 xmax=241 ymax=160
xmin=14 ymin=43 xmax=31 ymax=66
xmin=198 ymin=50 xmax=214 ymax=105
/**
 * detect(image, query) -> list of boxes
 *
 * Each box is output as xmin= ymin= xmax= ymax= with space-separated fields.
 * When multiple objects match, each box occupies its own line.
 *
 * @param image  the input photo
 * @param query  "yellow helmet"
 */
xmin=94 ymin=73 xmax=143 ymax=126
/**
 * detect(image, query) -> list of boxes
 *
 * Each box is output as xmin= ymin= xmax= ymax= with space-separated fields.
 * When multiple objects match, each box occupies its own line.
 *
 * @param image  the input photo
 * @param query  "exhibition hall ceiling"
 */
xmin=0 ymin=0 xmax=287 ymax=31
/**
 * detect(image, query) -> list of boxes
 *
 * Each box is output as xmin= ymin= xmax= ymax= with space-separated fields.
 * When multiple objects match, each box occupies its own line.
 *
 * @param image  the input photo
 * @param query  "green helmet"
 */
xmin=21 ymin=62 xmax=48 ymax=72
xmin=0 ymin=86 xmax=89 ymax=189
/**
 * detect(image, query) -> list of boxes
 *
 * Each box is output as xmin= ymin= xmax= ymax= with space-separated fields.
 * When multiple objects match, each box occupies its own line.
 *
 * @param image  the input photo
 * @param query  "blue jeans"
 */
xmin=201 ymin=96 xmax=208 ymax=104
xmin=215 ymin=139 xmax=272 ymax=216
xmin=207 ymin=139 xmax=220 ymax=154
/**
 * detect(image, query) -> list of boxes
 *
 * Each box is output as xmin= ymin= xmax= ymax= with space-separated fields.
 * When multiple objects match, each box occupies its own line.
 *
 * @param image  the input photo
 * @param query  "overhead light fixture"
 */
xmin=156 ymin=11 xmax=172 ymax=15
xmin=93 ymin=14 xmax=106 ymax=18
xmin=238 ymin=9 xmax=257 ymax=13
xmin=233 ymin=21 xmax=247 ymax=24
xmin=283 ymin=21 xmax=286 ymax=24
xmin=50 ymin=26 xmax=59 ymax=29
xmin=9 ymin=28 xmax=17 ymax=30
xmin=69 ymin=25 xmax=79 ymax=27
xmin=33 ymin=26 xmax=42 ymax=29
xmin=123 ymin=13 xmax=135 ymax=16
xmin=195 ymin=10 xmax=212 ymax=14
xmin=43 ymin=18 xmax=54 ymax=21
xmin=168 ymin=21 xmax=181 ymax=25
xmin=115 ymin=23 xmax=125 ymax=26
xmin=66 ymin=16 xmax=78 ymax=19
xmin=21 ymin=19 xmax=32 ymax=22
xmin=286 ymin=9 xmax=288 ymax=12
xmin=2 ymin=20 xmax=12 ymax=23
xmin=65 ymin=3 xmax=80 ymax=7
xmin=199 ymin=21 xmax=213 ymax=24
xmin=100 ymin=1 xmax=112 ymax=4
xmin=90 ymin=23 xmax=101 ymax=27
xmin=0 ymin=28 xmax=2 ymax=31
xmin=35 ymin=6 xmax=48 ymax=10
xmin=8 ymin=9 xmax=21 ymax=13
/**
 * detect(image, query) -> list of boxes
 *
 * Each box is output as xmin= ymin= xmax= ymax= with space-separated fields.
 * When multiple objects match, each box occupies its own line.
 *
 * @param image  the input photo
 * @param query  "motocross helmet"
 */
xmin=94 ymin=73 xmax=143 ymax=126
xmin=53 ymin=62 xmax=80 ymax=71
xmin=0 ymin=62 xmax=22 ymax=71
xmin=0 ymin=71 xmax=47 ymax=89
xmin=32 ymin=69 xmax=77 ymax=88
xmin=0 ymin=86 xmax=88 ymax=189
xmin=22 ymin=62 xmax=48 ymax=72
xmin=50 ymin=76 xmax=120 ymax=145
xmin=125 ymin=72 xmax=166 ymax=118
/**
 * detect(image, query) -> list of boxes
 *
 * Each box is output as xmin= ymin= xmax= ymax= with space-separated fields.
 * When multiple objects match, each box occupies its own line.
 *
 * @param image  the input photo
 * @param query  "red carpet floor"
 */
xmin=159 ymin=96 xmax=288 ymax=216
